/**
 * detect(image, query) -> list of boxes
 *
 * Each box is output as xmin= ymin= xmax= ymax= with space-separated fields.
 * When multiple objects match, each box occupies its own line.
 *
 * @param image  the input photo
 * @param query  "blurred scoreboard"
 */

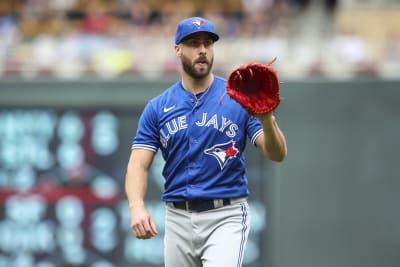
xmin=0 ymin=107 xmax=268 ymax=267
xmin=0 ymin=109 xmax=131 ymax=267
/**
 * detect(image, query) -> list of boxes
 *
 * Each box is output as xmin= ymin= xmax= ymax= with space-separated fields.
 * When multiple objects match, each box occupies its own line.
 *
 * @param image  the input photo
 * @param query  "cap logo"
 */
xmin=191 ymin=20 xmax=206 ymax=27
xmin=175 ymin=17 xmax=219 ymax=44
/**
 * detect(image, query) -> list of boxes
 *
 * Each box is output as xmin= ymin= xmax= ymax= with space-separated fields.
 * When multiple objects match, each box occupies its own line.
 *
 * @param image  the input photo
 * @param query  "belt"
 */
xmin=167 ymin=197 xmax=246 ymax=212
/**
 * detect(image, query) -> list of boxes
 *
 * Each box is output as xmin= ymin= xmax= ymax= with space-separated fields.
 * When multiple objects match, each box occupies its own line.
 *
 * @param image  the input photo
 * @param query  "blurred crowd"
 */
xmin=0 ymin=0 xmax=399 ymax=80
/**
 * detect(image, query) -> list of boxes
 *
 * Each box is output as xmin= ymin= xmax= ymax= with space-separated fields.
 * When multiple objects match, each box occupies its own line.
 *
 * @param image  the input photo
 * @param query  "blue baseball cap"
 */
xmin=175 ymin=17 xmax=220 ymax=44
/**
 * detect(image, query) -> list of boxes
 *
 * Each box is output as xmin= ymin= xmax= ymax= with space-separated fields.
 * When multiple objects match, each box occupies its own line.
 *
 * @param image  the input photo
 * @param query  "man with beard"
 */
xmin=125 ymin=17 xmax=287 ymax=267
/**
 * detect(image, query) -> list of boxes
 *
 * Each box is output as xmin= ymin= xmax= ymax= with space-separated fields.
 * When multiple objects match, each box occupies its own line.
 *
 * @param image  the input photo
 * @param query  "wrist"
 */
xmin=128 ymin=200 xmax=145 ymax=209
xmin=257 ymin=112 xmax=274 ymax=124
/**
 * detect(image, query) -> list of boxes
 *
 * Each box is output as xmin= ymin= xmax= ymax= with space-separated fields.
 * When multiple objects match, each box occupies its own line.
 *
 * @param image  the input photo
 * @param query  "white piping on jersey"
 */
xmin=251 ymin=128 xmax=263 ymax=145
xmin=131 ymin=144 xmax=157 ymax=152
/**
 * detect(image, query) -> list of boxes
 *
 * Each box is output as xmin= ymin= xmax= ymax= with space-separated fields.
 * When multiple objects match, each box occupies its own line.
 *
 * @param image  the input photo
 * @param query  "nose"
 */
xmin=199 ymin=43 xmax=207 ymax=54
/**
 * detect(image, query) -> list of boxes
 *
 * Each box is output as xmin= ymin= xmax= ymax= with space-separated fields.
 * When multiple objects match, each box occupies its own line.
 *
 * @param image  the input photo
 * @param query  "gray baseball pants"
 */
xmin=164 ymin=198 xmax=250 ymax=267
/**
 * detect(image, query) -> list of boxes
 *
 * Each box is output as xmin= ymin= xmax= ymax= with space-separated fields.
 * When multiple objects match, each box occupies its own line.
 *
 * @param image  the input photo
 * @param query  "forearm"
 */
xmin=125 ymin=166 xmax=148 ymax=208
xmin=124 ymin=149 xmax=154 ymax=208
xmin=124 ymin=149 xmax=158 ymax=239
xmin=257 ymin=114 xmax=287 ymax=162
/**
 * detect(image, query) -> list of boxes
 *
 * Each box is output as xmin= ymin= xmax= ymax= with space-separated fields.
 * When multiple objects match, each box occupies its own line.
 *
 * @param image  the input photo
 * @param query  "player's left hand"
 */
xmin=225 ymin=58 xmax=281 ymax=115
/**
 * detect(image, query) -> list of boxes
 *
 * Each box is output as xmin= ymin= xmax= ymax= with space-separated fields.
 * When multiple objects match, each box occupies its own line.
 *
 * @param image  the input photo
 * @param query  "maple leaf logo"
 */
xmin=204 ymin=140 xmax=239 ymax=170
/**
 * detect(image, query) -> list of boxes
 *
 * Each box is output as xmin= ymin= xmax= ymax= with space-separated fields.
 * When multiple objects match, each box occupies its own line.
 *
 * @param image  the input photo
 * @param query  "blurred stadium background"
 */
xmin=0 ymin=0 xmax=399 ymax=267
xmin=0 ymin=0 xmax=399 ymax=79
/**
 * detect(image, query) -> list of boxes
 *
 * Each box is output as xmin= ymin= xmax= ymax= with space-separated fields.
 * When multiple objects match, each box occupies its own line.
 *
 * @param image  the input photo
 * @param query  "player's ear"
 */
xmin=175 ymin=44 xmax=182 ymax=57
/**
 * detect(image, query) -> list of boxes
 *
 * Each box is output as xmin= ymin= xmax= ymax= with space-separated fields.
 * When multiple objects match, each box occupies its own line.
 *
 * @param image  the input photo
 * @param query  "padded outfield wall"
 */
xmin=0 ymin=79 xmax=399 ymax=267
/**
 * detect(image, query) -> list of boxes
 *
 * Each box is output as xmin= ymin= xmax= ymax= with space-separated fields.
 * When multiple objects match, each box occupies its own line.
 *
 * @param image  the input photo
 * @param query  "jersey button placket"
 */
xmin=186 ymin=100 xmax=201 ymax=197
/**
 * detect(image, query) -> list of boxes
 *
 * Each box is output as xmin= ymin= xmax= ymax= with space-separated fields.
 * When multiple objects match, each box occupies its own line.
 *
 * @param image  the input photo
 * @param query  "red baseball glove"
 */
xmin=225 ymin=57 xmax=280 ymax=115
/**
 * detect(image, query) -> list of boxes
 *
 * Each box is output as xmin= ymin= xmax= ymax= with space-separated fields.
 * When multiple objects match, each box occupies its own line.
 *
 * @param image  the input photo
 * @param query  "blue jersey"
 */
xmin=132 ymin=76 xmax=263 ymax=202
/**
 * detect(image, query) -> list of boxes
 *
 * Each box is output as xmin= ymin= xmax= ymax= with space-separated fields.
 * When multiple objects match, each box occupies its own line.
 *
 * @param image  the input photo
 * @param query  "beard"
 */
xmin=181 ymin=54 xmax=213 ymax=79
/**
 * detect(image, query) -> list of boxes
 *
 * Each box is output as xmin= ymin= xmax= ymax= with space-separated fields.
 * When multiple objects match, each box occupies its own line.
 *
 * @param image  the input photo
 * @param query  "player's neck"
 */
xmin=182 ymin=73 xmax=214 ymax=95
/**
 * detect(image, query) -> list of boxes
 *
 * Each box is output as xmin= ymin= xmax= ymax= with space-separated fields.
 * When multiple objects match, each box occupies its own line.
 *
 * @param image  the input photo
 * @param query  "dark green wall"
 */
xmin=1 ymin=79 xmax=399 ymax=267
xmin=270 ymin=80 xmax=400 ymax=267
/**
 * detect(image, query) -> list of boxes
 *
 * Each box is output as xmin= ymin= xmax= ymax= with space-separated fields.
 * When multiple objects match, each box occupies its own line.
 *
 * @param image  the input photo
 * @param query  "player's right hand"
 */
xmin=129 ymin=205 xmax=158 ymax=239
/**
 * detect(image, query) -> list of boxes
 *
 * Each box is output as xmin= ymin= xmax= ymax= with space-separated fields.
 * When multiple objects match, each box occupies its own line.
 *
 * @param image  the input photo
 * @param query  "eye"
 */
xmin=190 ymin=40 xmax=201 ymax=47
xmin=184 ymin=39 xmax=213 ymax=47
xmin=204 ymin=40 xmax=213 ymax=47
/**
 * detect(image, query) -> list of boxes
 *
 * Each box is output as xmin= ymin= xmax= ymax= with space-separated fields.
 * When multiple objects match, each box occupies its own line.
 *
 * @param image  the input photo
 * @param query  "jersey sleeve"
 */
xmin=131 ymin=101 xmax=160 ymax=152
xmin=247 ymin=115 xmax=263 ymax=146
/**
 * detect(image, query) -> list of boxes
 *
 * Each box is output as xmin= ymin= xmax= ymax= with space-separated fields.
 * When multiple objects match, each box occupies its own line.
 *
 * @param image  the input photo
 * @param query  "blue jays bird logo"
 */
xmin=204 ymin=140 xmax=239 ymax=170
xmin=191 ymin=19 xmax=206 ymax=27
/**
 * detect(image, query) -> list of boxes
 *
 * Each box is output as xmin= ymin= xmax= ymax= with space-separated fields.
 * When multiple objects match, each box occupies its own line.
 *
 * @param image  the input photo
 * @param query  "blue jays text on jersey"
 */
xmin=132 ymin=76 xmax=263 ymax=202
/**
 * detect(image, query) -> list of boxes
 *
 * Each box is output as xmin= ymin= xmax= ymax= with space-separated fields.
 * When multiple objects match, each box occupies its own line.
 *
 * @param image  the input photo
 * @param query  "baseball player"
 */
xmin=125 ymin=17 xmax=287 ymax=267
